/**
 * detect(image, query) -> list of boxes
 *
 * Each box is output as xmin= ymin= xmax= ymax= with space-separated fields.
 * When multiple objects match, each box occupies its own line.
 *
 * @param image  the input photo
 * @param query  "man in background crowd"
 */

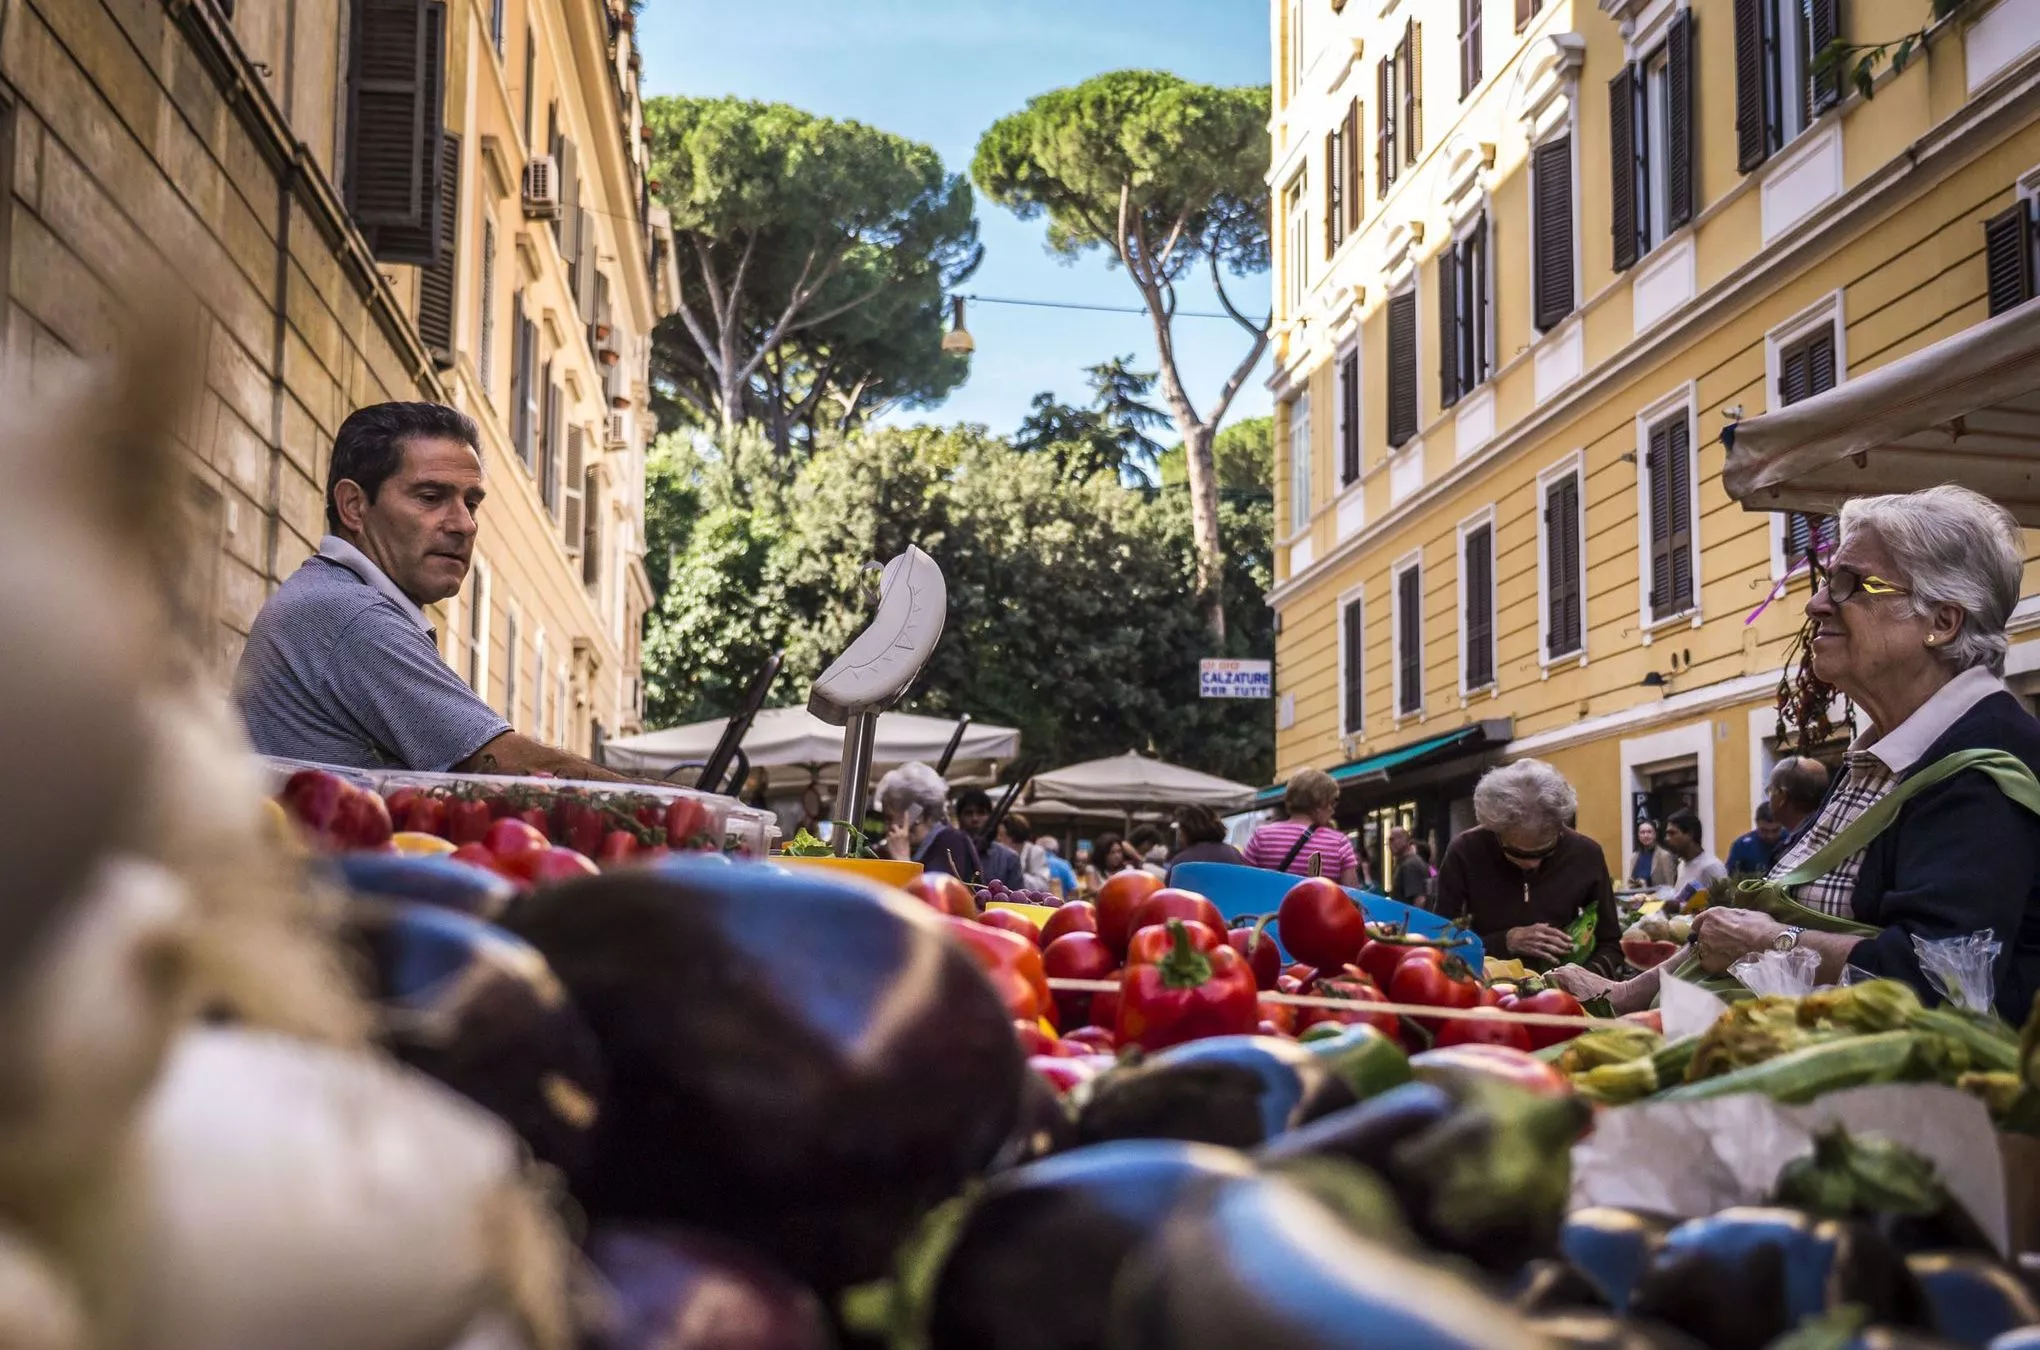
xmin=1726 ymin=802 xmax=1786 ymax=876
xmin=956 ymin=788 xmax=1025 ymax=890
xmin=1766 ymin=755 xmax=1832 ymax=850
xmin=1039 ymin=834 xmax=1080 ymax=899
xmin=1389 ymin=826 xmax=1431 ymax=908
xmin=1663 ymin=808 xmax=1727 ymax=907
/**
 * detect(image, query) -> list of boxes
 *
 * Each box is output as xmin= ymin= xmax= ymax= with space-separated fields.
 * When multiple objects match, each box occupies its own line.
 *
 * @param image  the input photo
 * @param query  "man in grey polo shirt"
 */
xmin=235 ymin=401 xmax=625 ymax=778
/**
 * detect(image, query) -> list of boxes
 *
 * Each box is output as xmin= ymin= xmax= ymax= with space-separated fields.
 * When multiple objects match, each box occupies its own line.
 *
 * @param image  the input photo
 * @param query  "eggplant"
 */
xmin=1628 ymin=1207 xmax=1924 ymax=1350
xmin=1511 ymin=1259 xmax=1613 ymax=1314
xmin=1772 ymin=1127 xmax=1998 ymax=1256
xmin=1527 ymin=1312 xmax=1709 ymax=1350
xmin=1255 ymin=1080 xmax=1456 ymax=1170
xmin=989 ymin=1069 xmax=1077 ymax=1172
xmin=929 ymin=1140 xmax=1254 ymax=1350
xmin=334 ymin=852 xmax=520 ymax=921
xmin=1104 ymin=1173 xmax=1559 ymax=1350
xmin=1559 ymin=1208 xmax=1677 ymax=1317
xmin=1989 ymin=1330 xmax=2040 ymax=1349
xmin=1075 ymin=1035 xmax=1358 ymax=1149
xmin=501 ymin=860 xmax=1023 ymax=1292
xmin=582 ymin=1225 xmax=834 ymax=1350
xmin=342 ymin=897 xmax=606 ymax=1180
xmin=1905 ymin=1252 xmax=2040 ymax=1346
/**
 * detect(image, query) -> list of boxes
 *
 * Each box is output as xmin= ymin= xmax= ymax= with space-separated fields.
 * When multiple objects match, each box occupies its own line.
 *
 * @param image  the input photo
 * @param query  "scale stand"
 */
xmin=807 ymin=545 xmax=947 ymax=856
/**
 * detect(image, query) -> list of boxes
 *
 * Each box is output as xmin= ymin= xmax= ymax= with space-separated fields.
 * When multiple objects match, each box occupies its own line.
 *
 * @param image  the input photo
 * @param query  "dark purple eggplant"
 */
xmin=501 ymin=859 xmax=1023 ymax=1292
xmin=1105 ymin=1173 xmax=1556 ymax=1349
xmin=929 ymin=1140 xmax=1254 ymax=1350
xmin=343 ymin=897 xmax=605 ymax=1180
xmin=1905 ymin=1251 xmax=2040 ymax=1346
xmin=1254 ymin=1080 xmax=1456 ymax=1170
xmin=1773 ymin=1127 xmax=1997 ymax=1256
xmin=1559 ymin=1208 xmax=1677 ymax=1317
xmin=1527 ymin=1312 xmax=1709 ymax=1350
xmin=989 ymin=1068 xmax=1077 ymax=1172
xmin=581 ymin=1225 xmax=834 ymax=1350
xmin=335 ymin=851 xmax=519 ymax=920
xmin=1628 ymin=1207 xmax=1923 ymax=1350
xmin=1074 ymin=1036 xmax=1358 ymax=1149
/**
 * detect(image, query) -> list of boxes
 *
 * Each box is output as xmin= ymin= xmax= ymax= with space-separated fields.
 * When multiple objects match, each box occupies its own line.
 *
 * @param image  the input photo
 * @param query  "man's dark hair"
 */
xmin=326 ymin=401 xmax=481 ymax=533
xmin=1174 ymin=804 xmax=1227 ymax=846
xmin=1129 ymin=825 xmax=1163 ymax=851
xmin=1753 ymin=801 xmax=1774 ymax=825
xmin=1003 ymin=812 xmax=1032 ymax=843
xmin=953 ymin=788 xmax=994 ymax=816
xmin=1667 ymin=808 xmax=1703 ymax=845
xmin=1769 ymin=756 xmax=1832 ymax=813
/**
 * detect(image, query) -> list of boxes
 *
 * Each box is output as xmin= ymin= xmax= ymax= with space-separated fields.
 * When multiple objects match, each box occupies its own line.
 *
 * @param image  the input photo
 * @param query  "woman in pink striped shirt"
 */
xmin=1242 ymin=769 xmax=1361 ymax=885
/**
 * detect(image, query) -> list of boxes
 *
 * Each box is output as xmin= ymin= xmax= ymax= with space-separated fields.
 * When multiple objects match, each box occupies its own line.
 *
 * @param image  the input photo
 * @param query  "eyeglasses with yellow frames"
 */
xmin=1825 ymin=566 xmax=1912 ymax=604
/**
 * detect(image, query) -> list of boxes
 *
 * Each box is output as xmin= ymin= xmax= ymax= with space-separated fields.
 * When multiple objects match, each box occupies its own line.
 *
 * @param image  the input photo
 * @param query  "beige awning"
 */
xmin=1722 ymin=300 xmax=2040 ymax=526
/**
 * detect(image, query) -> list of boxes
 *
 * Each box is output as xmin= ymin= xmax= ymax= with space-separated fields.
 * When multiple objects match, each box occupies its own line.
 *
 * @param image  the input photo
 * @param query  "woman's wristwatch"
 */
xmin=1772 ymin=925 xmax=1805 ymax=952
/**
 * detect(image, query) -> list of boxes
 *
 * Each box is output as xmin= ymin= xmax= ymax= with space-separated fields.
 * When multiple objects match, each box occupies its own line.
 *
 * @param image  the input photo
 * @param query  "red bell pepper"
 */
xmin=941 ymin=915 xmax=1054 ymax=1026
xmin=1114 ymin=919 xmax=1259 ymax=1052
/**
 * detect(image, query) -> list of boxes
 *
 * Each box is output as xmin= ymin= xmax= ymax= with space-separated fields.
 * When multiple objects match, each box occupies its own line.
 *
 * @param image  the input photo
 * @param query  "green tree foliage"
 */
xmin=642 ymin=424 xmax=1274 ymax=785
xmin=1014 ymin=355 xmax=1170 ymax=482
xmin=974 ymin=71 xmax=1272 ymax=636
xmin=1156 ymin=415 xmax=1273 ymax=494
xmin=645 ymin=96 xmax=982 ymax=453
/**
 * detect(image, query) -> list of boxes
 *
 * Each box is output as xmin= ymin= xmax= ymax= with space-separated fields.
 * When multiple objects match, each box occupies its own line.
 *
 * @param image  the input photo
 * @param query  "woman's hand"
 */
xmin=1689 ymin=908 xmax=1786 ymax=973
xmin=1506 ymin=923 xmax=1574 ymax=963
xmin=883 ymin=820 xmax=912 ymax=861
xmin=1546 ymin=964 xmax=1615 ymax=1001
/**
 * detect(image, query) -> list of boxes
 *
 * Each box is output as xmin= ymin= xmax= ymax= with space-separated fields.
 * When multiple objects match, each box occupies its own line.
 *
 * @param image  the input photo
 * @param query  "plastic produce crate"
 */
xmin=1168 ymin=862 xmax=1486 ymax=969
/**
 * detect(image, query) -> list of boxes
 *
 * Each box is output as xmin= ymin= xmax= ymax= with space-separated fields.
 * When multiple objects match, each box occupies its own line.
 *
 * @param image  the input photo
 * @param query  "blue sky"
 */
xmin=635 ymin=0 xmax=1274 ymax=439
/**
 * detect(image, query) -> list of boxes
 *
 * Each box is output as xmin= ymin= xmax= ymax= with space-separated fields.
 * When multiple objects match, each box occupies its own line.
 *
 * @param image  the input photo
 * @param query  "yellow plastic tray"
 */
xmin=775 ymin=856 xmax=924 ymax=888
xmin=986 ymin=901 xmax=1059 ymax=928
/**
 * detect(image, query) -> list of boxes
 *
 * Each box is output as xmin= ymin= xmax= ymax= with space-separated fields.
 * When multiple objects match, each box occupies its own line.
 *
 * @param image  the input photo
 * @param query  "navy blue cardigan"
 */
xmin=1840 ymin=690 xmax=2040 ymax=1022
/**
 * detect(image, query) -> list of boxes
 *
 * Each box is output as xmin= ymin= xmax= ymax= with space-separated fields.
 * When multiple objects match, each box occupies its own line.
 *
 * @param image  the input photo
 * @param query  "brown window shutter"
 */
xmin=1810 ymin=0 xmax=1841 ymax=111
xmin=1532 ymin=137 xmax=1575 ymax=330
xmin=1646 ymin=421 xmax=1672 ymax=615
xmin=415 ymin=132 xmax=461 ymax=366
xmin=1466 ymin=217 xmax=1488 ymax=386
xmin=1465 ymin=524 xmax=1494 ymax=687
xmin=562 ymin=426 xmax=586 ymax=556
xmin=1807 ymin=329 xmax=1837 ymax=395
xmin=1340 ymin=348 xmax=1362 ymax=484
xmin=1437 ymin=247 xmax=1460 ymax=409
xmin=556 ymin=135 xmax=578 ymax=253
xmin=347 ymin=0 xmax=447 ymax=266
xmin=582 ymin=467 xmax=601 ymax=587
xmin=1778 ymin=340 xmax=1810 ymax=407
xmin=1516 ymin=0 xmax=1538 ymax=31
xmin=1325 ymin=133 xmax=1339 ymax=258
xmin=1734 ymin=0 xmax=1770 ymax=172
xmin=1545 ymin=473 xmax=1582 ymax=657
xmin=539 ymin=365 xmax=559 ymax=515
xmin=1608 ymin=66 xmax=1639 ymax=273
xmin=1342 ymin=598 xmax=1365 ymax=734
xmin=1666 ymin=416 xmax=1694 ymax=612
xmin=1985 ymin=201 xmax=2035 ymax=317
xmin=1346 ymin=101 xmax=1364 ymax=230
xmin=520 ymin=318 xmax=540 ymax=468
xmin=1460 ymin=0 xmax=1482 ymax=98
xmin=1398 ymin=565 xmax=1423 ymax=713
xmin=1387 ymin=289 xmax=1418 ymax=446
xmin=1667 ymin=11 xmax=1695 ymax=231
xmin=1404 ymin=22 xmax=1423 ymax=164
xmin=1378 ymin=59 xmax=1396 ymax=196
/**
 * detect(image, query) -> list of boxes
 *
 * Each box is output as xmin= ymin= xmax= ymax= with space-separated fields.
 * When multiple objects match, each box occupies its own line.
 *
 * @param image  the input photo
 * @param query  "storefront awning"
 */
xmin=1250 ymin=721 xmax=1512 ymax=808
xmin=1722 ymin=300 xmax=2040 ymax=525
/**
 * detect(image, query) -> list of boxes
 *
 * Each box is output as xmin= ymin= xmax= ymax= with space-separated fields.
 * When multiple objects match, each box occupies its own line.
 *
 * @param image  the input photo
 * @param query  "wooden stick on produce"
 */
xmin=1045 ymin=977 xmax=1614 ymax=1030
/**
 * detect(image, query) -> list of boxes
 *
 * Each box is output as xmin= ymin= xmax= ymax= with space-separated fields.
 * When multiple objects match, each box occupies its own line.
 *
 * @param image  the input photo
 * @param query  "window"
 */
xmin=521 ymin=26 xmax=534 ymax=148
xmin=563 ymin=425 xmax=587 ymax=553
xmin=1326 ymin=123 xmax=1347 ymax=257
xmin=1776 ymin=324 xmax=1839 ymax=567
xmin=1288 ymin=0 xmax=1306 ymax=97
xmin=1340 ymin=592 xmax=1365 ymax=736
xmin=1377 ymin=57 xmax=1400 ymax=197
xmin=478 ymin=217 xmax=497 ymax=398
xmin=1735 ymin=0 xmax=1839 ymax=173
xmin=1395 ymin=560 xmax=1424 ymax=716
xmin=415 ymin=132 xmax=461 ymax=367
xmin=1644 ymin=410 xmax=1697 ymax=621
xmin=490 ymin=0 xmax=504 ymax=54
xmin=532 ymin=628 xmax=548 ymax=741
xmin=465 ymin=562 xmax=490 ymax=695
xmin=1542 ymin=468 xmax=1584 ymax=660
xmin=503 ymin=605 xmax=520 ymax=725
xmin=1288 ymin=392 xmax=1313 ymax=533
xmin=1336 ymin=345 xmax=1362 ymax=486
xmin=1609 ymin=12 xmax=1694 ymax=271
xmin=510 ymin=292 xmax=536 ymax=466
xmin=1438 ymin=212 xmax=1489 ymax=407
xmin=1398 ymin=22 xmax=1423 ymax=167
xmin=539 ymin=365 xmax=560 ymax=513
xmin=1985 ymin=200 xmax=2036 ymax=317
xmin=1342 ymin=100 xmax=1363 ymax=237
xmin=1460 ymin=0 xmax=1483 ymax=98
xmin=1386 ymin=288 xmax=1418 ymax=447
xmin=1461 ymin=519 xmax=1495 ymax=690
xmin=344 ymin=0 xmax=448 ymax=268
xmin=1285 ymin=172 xmax=1309 ymax=313
xmin=1531 ymin=136 xmax=1575 ymax=331
xmin=1516 ymin=0 xmax=1542 ymax=31
xmin=583 ymin=466 xmax=602 ymax=590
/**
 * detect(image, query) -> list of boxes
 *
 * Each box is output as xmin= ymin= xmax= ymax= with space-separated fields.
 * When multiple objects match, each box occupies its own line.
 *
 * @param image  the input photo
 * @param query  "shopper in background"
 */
xmin=1767 ymin=755 xmax=1832 ymax=849
xmin=1415 ymin=840 xmax=1439 ymax=906
xmin=955 ymin=788 xmax=1024 ymax=890
xmin=875 ymin=761 xmax=982 ymax=882
xmin=1389 ymin=826 xmax=1431 ymax=908
xmin=1663 ymin=809 xmax=1728 ymax=906
xmin=1039 ymin=834 xmax=1080 ymax=899
xmin=1627 ymin=820 xmax=1677 ymax=889
xmin=1004 ymin=812 xmax=1053 ymax=893
xmin=1164 ymin=804 xmax=1245 ymax=883
xmin=1725 ymin=802 xmax=1786 ymax=876
xmin=1083 ymin=831 xmax=1139 ymax=892
xmin=1437 ymin=759 xmax=1622 ymax=974
xmin=1128 ymin=825 xmax=1170 ymax=878
xmin=1242 ymin=769 xmax=1361 ymax=884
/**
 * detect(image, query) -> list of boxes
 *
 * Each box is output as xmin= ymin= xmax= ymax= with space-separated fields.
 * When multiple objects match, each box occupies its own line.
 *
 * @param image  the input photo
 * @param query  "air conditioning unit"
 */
xmin=521 ymin=156 xmax=561 ymax=220
xmin=604 ymin=357 xmax=629 ymax=409
xmin=606 ymin=409 xmax=632 ymax=448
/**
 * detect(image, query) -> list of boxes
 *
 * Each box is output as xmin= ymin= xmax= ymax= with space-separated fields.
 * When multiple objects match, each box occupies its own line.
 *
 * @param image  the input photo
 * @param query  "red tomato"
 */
xmin=518 ymin=806 xmax=555 ymax=841
xmin=449 ymin=842 xmax=521 ymax=883
xmin=1621 ymin=1010 xmax=1666 ymax=1035
xmin=550 ymin=798 xmax=604 ymax=856
xmin=663 ymin=797 xmax=715 ymax=850
xmin=1039 ymin=901 xmax=1098 ymax=947
xmin=1126 ymin=889 xmax=1225 ymax=943
xmin=1410 ymin=1043 xmax=1574 ymax=1097
xmin=1094 ymin=871 xmax=1165 ymax=956
xmin=526 ymin=847 xmax=601 ymax=885
xmin=1228 ymin=922 xmax=1283 ymax=990
xmin=1125 ymin=918 xmax=1223 ymax=967
xmin=942 ymin=916 xmax=1054 ymax=1024
xmin=1089 ymin=979 xmax=1121 ymax=1032
xmin=904 ymin=872 xmax=979 ymax=918
xmin=485 ymin=794 xmax=519 ymax=821
xmin=1388 ymin=952 xmax=1483 ymax=1032
xmin=330 ymin=786 xmax=394 ymax=851
xmin=445 ymin=797 xmax=494 ymax=846
xmin=597 ymin=830 xmax=640 ymax=866
xmin=1298 ymin=967 xmax=1400 ymax=1040
xmin=1258 ymin=997 xmax=1298 ymax=1037
xmin=483 ymin=818 xmax=551 ymax=878
xmin=1356 ymin=936 xmax=1419 ymax=990
xmin=389 ymin=790 xmax=448 ymax=838
xmin=1505 ymin=985 xmax=1589 ymax=1050
xmin=279 ymin=769 xmax=348 ymax=838
xmin=1284 ymin=962 xmax=1319 ymax=984
xmin=636 ymin=844 xmax=673 ymax=866
xmin=1013 ymin=1020 xmax=1064 ymax=1057
xmin=1061 ymin=1025 xmax=1116 ymax=1053
xmin=1278 ymin=877 xmax=1367 ymax=972
xmin=1433 ymin=1006 xmax=1534 ymax=1052
xmin=978 ymin=908 xmax=1042 ymax=944
xmin=1042 ymin=932 xmax=1117 ymax=1028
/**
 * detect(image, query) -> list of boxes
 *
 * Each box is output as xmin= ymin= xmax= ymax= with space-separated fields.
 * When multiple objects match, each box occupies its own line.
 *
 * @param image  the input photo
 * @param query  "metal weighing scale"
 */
xmin=807 ymin=545 xmax=947 ymax=856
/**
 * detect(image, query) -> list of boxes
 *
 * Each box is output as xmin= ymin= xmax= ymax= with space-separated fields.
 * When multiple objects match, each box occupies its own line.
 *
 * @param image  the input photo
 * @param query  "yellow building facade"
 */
xmin=1267 ymin=0 xmax=2040 ymax=874
xmin=0 ymin=0 xmax=672 ymax=756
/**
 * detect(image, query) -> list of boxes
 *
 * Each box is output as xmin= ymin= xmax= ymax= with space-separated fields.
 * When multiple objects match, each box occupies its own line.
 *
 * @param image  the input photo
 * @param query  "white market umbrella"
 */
xmin=603 ymin=707 xmax=1020 ymax=793
xmin=1031 ymin=751 xmax=1257 ymax=811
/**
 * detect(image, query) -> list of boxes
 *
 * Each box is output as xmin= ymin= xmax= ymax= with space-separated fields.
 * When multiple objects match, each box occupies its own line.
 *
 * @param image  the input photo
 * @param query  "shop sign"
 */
xmin=1200 ymin=659 xmax=1273 ymax=699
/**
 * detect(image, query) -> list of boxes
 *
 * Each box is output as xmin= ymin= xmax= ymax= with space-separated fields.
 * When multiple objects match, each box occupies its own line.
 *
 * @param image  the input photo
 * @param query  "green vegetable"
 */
xmin=1651 ymin=1034 xmax=1701 ymax=1086
xmin=782 ymin=828 xmax=833 ymax=858
xmin=1555 ymin=1026 xmax=1660 ymax=1076
xmin=1302 ymin=1024 xmax=1412 ymax=1102
xmin=1910 ymin=1006 xmax=2018 ymax=1074
xmin=1775 ymin=1127 xmax=1948 ymax=1222
xmin=1656 ymin=1031 xmax=1962 ymax=1104
xmin=1572 ymin=1056 xmax=1659 ymax=1105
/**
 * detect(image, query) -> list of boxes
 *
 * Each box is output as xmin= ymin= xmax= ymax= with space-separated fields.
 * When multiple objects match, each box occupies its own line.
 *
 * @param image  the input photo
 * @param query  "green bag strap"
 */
xmin=1770 ymin=748 xmax=2040 ymax=889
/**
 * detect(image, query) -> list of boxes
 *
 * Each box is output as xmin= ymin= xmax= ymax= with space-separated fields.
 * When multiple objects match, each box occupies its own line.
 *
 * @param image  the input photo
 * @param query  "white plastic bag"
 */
xmin=1730 ymin=947 xmax=1822 ymax=998
xmin=1912 ymin=929 xmax=2002 ymax=1015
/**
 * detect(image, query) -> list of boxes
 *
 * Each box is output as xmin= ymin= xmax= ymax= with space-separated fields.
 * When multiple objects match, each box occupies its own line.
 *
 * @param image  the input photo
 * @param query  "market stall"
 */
xmin=1030 ymin=750 xmax=1259 ymax=811
xmin=601 ymin=706 xmax=1021 ymax=793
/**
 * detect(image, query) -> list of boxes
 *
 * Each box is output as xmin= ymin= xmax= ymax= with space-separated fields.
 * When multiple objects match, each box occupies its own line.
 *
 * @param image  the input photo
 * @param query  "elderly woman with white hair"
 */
xmin=1560 ymin=484 xmax=2040 ymax=1021
xmin=873 ymin=760 xmax=983 ymax=882
xmin=1436 ymin=758 xmax=1623 ymax=975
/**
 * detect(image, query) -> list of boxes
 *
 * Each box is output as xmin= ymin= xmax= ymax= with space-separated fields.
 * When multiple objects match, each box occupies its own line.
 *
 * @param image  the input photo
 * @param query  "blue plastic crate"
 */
xmin=1169 ymin=861 xmax=1484 ymax=969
